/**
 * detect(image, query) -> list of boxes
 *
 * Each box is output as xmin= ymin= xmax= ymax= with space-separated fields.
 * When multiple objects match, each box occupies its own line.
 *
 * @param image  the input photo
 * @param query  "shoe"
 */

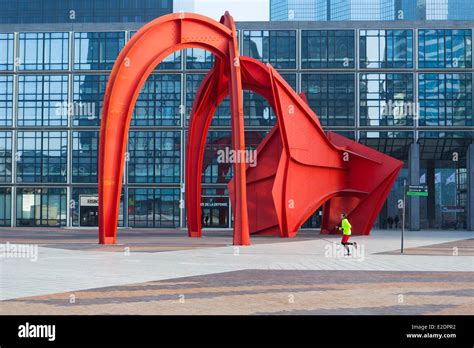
xmin=353 ymin=242 xmax=358 ymax=249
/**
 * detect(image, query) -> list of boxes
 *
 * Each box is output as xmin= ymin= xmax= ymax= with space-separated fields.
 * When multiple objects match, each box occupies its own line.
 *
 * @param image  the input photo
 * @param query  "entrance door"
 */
xmin=79 ymin=195 xmax=99 ymax=227
xmin=201 ymin=196 xmax=229 ymax=228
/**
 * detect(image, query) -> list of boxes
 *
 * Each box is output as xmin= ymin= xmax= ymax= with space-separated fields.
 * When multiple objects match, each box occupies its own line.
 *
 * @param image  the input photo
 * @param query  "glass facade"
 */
xmin=243 ymin=30 xmax=297 ymax=69
xmin=19 ymin=32 xmax=69 ymax=70
xmin=359 ymin=73 xmax=414 ymax=126
xmin=0 ymin=19 xmax=471 ymax=231
xmin=418 ymin=29 xmax=472 ymax=68
xmin=301 ymin=30 xmax=355 ymax=69
xmin=418 ymin=73 xmax=472 ymax=126
xmin=74 ymin=32 xmax=125 ymax=70
xmin=270 ymin=0 xmax=474 ymax=21
xmin=18 ymin=75 xmax=69 ymax=127
xmin=271 ymin=0 xmax=328 ymax=21
xmin=360 ymin=30 xmax=413 ymax=68
xmin=301 ymin=74 xmax=355 ymax=126
xmin=0 ymin=0 xmax=173 ymax=24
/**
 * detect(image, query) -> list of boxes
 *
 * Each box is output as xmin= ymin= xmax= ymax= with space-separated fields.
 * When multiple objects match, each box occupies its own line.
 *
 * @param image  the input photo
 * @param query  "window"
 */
xmin=0 ymin=33 xmax=14 ymax=70
xmin=132 ymin=74 xmax=181 ymax=126
xmin=16 ymin=188 xmax=66 ymax=227
xmin=359 ymin=73 xmax=414 ymax=126
xmin=128 ymin=188 xmax=180 ymax=227
xmin=19 ymin=32 xmax=69 ymax=70
xmin=18 ymin=75 xmax=68 ymax=127
xmin=0 ymin=75 xmax=13 ymax=126
xmin=301 ymin=30 xmax=355 ymax=69
xmin=243 ymin=30 xmax=296 ymax=69
xmin=71 ymin=187 xmax=124 ymax=227
xmin=418 ymin=73 xmax=472 ymax=126
xmin=0 ymin=131 xmax=12 ymax=183
xmin=202 ymin=131 xmax=232 ymax=184
xmin=0 ymin=187 xmax=11 ymax=226
xmin=360 ymin=30 xmax=413 ymax=68
xmin=301 ymin=74 xmax=355 ymax=126
xmin=359 ymin=131 xmax=414 ymax=160
xmin=17 ymin=131 xmax=68 ymax=183
xmin=72 ymin=131 xmax=98 ymax=183
xmin=186 ymin=48 xmax=214 ymax=70
xmin=74 ymin=32 xmax=125 ymax=70
xmin=73 ymin=74 xmax=108 ymax=127
xmin=418 ymin=29 xmax=472 ymax=68
xmin=185 ymin=74 xmax=230 ymax=127
xmin=128 ymin=131 xmax=181 ymax=184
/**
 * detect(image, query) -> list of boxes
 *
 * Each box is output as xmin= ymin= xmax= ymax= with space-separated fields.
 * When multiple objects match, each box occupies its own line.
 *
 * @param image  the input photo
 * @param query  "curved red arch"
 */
xmin=99 ymin=12 xmax=249 ymax=244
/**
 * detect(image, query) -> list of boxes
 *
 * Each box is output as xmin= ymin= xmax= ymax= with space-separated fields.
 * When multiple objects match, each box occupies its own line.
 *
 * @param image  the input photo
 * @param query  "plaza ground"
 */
xmin=0 ymin=228 xmax=473 ymax=315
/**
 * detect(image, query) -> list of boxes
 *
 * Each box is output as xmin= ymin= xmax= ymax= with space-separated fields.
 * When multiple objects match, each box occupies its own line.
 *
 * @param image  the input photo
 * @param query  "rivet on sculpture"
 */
xmin=98 ymin=12 xmax=403 ymax=245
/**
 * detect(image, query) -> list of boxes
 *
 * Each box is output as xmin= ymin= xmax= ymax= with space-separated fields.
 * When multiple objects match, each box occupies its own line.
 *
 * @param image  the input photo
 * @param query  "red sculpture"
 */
xmin=98 ymin=12 xmax=402 ymax=245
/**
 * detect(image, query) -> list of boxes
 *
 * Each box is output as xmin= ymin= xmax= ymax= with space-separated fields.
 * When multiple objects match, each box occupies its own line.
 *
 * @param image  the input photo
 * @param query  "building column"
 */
xmin=467 ymin=144 xmax=474 ymax=231
xmin=426 ymin=160 xmax=436 ymax=228
xmin=408 ymin=143 xmax=420 ymax=230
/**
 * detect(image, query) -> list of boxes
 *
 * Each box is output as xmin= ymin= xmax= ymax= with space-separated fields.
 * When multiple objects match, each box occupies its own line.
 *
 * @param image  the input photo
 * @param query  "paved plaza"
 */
xmin=0 ymin=228 xmax=473 ymax=315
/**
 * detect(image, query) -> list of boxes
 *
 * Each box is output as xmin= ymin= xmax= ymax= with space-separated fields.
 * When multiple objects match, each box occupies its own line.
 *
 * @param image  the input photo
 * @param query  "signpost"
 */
xmin=407 ymin=185 xmax=428 ymax=196
xmin=401 ymin=183 xmax=428 ymax=253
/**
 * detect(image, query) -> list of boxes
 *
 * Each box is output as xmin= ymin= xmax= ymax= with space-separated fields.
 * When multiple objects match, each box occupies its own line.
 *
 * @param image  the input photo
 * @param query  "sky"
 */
xmin=174 ymin=0 xmax=270 ymax=21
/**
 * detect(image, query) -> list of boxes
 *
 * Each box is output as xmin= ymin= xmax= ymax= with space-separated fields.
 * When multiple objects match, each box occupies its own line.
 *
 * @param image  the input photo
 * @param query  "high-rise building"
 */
xmin=0 ymin=1 xmax=472 ymax=230
xmin=271 ymin=0 xmax=329 ymax=21
xmin=270 ymin=0 xmax=474 ymax=20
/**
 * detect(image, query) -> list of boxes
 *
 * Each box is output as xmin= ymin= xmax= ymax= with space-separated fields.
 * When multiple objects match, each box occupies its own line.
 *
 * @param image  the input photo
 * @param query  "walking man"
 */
xmin=338 ymin=213 xmax=357 ymax=255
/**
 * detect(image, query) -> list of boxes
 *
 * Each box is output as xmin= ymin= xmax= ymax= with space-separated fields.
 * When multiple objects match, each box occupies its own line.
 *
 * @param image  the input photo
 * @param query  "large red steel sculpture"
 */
xmin=98 ymin=12 xmax=403 ymax=245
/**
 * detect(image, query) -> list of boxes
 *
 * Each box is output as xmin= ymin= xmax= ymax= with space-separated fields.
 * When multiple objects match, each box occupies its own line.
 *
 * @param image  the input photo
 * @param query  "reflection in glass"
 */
xmin=0 ymin=131 xmax=12 ymax=183
xmin=18 ymin=75 xmax=68 ymax=127
xmin=72 ymin=131 xmax=98 ymax=183
xmin=186 ymin=48 xmax=214 ymax=70
xmin=360 ymin=29 xmax=413 ymax=68
xmin=74 ymin=32 xmax=125 ymax=70
xmin=418 ymin=29 xmax=472 ymax=68
xmin=73 ymin=74 xmax=108 ymax=126
xmin=16 ymin=188 xmax=66 ymax=227
xmin=0 ymin=187 xmax=11 ymax=226
xmin=302 ymin=30 xmax=354 ymax=69
xmin=418 ymin=73 xmax=472 ymax=126
xmin=243 ymin=30 xmax=296 ymax=69
xmin=128 ymin=131 xmax=181 ymax=184
xmin=128 ymin=188 xmax=180 ymax=227
xmin=133 ymin=74 xmax=181 ymax=126
xmin=0 ymin=75 xmax=13 ymax=126
xmin=301 ymin=74 xmax=355 ymax=126
xmin=360 ymin=73 xmax=414 ymax=126
xmin=17 ymin=131 xmax=67 ymax=183
xmin=19 ymin=32 xmax=69 ymax=70
xmin=0 ymin=33 xmax=14 ymax=70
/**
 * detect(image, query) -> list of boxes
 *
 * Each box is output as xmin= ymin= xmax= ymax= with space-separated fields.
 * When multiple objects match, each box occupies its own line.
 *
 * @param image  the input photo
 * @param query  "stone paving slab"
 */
xmin=1 ymin=270 xmax=472 ymax=315
xmin=1 ymin=230 xmax=473 ymax=302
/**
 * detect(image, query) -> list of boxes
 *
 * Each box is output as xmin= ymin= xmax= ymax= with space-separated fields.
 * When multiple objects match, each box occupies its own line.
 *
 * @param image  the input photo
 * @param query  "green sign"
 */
xmin=407 ymin=185 xmax=428 ymax=196
xmin=407 ymin=191 xmax=428 ymax=196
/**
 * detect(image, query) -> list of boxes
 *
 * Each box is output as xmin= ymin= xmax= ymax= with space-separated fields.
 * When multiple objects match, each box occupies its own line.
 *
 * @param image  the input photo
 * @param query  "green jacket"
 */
xmin=339 ymin=218 xmax=352 ymax=235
